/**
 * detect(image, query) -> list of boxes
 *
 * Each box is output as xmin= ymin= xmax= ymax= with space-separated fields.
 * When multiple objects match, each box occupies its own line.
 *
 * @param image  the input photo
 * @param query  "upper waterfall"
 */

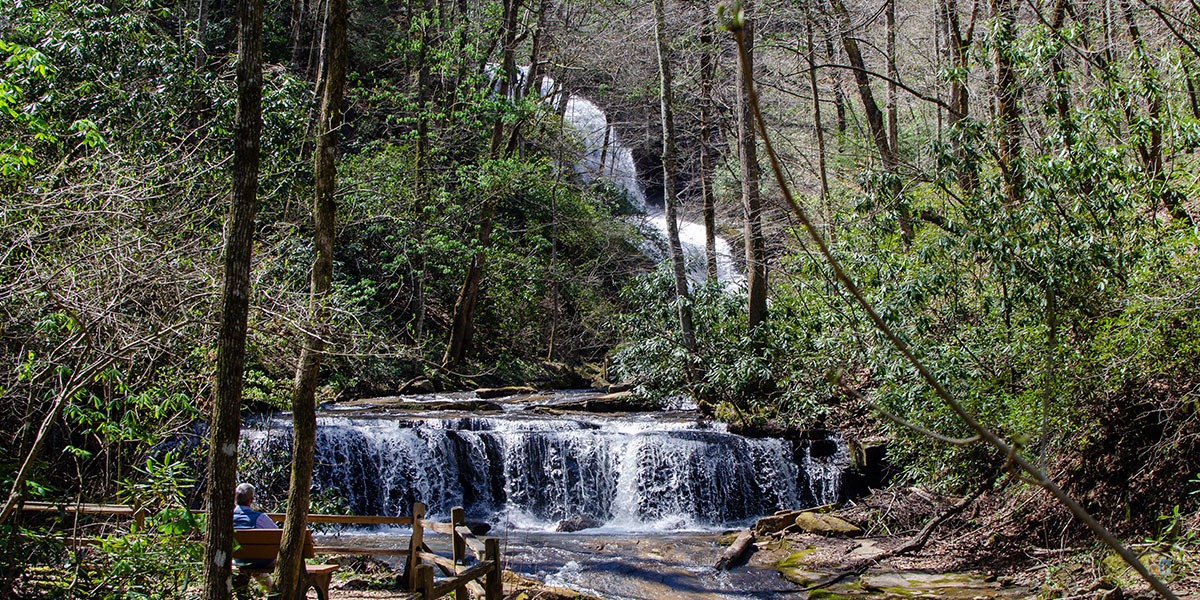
xmin=509 ymin=67 xmax=741 ymax=285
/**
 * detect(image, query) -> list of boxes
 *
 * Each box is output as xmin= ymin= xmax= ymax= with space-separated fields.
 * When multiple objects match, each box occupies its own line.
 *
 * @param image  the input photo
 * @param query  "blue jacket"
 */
xmin=233 ymin=504 xmax=274 ymax=568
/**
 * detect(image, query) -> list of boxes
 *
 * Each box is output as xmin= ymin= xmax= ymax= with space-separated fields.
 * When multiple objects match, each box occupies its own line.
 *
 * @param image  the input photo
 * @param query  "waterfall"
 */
xmin=241 ymin=411 xmax=846 ymax=531
xmin=516 ymin=68 xmax=741 ymax=285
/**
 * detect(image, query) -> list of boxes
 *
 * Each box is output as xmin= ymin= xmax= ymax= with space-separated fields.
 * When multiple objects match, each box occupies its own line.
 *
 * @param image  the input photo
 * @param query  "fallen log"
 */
xmin=714 ymin=528 xmax=756 ymax=570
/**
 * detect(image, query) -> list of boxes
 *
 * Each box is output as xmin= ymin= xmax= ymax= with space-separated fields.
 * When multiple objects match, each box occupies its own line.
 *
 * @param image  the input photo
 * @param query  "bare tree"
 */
xmin=737 ymin=0 xmax=768 ymax=331
xmin=200 ymin=0 xmax=264 ymax=596
xmin=654 ymin=0 xmax=698 ymax=361
xmin=273 ymin=0 xmax=347 ymax=592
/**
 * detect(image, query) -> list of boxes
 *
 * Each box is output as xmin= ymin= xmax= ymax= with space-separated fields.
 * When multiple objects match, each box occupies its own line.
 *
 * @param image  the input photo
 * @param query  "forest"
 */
xmin=1 ymin=0 xmax=1199 ymax=597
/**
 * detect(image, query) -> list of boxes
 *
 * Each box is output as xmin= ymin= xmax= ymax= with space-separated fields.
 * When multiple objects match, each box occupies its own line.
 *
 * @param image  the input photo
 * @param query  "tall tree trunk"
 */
xmin=1185 ymin=54 xmax=1200 ymax=122
xmin=738 ymin=1 xmax=768 ymax=331
xmin=1048 ymin=0 xmax=1074 ymax=148
xmin=806 ymin=17 xmax=832 ymax=238
xmin=274 ymin=0 xmax=345 ymax=594
xmin=811 ymin=17 xmax=830 ymax=219
xmin=886 ymin=0 xmax=899 ymax=156
xmin=699 ymin=2 xmax=719 ymax=282
xmin=828 ymin=0 xmax=911 ymax=240
xmin=943 ymin=0 xmax=977 ymax=190
xmin=824 ymin=35 xmax=848 ymax=136
xmin=194 ymin=0 xmax=209 ymax=70
xmin=990 ymin=0 xmax=1024 ymax=205
xmin=1117 ymin=0 xmax=1187 ymax=221
xmin=200 ymin=0 xmax=263 ymax=597
xmin=412 ymin=0 xmax=437 ymax=363
xmin=444 ymin=0 xmax=524 ymax=368
xmin=654 ymin=0 xmax=698 ymax=358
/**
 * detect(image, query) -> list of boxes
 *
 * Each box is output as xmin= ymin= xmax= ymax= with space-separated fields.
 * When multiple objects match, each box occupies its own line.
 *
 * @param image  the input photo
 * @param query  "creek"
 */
xmin=240 ymin=390 xmax=849 ymax=598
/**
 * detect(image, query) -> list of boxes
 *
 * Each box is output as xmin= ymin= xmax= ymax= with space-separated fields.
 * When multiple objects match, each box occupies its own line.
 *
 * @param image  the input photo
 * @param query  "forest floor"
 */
xmin=317 ymin=486 xmax=1199 ymax=599
xmin=746 ymin=486 xmax=1200 ymax=600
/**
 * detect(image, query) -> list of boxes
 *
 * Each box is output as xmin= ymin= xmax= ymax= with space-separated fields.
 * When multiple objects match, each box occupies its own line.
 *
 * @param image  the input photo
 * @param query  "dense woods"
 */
xmin=2 ymin=0 xmax=1199 ymax=596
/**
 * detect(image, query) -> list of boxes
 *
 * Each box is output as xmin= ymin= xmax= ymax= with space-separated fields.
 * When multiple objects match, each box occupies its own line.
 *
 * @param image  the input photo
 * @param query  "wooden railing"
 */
xmin=21 ymin=500 xmax=502 ymax=599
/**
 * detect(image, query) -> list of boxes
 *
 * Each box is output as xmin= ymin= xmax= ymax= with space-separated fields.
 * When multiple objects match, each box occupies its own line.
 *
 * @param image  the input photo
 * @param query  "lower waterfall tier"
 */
xmin=241 ymin=411 xmax=846 ymax=532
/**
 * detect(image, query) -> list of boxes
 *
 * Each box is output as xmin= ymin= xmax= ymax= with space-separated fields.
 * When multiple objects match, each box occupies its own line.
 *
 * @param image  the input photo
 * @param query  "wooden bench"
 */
xmin=232 ymin=528 xmax=339 ymax=600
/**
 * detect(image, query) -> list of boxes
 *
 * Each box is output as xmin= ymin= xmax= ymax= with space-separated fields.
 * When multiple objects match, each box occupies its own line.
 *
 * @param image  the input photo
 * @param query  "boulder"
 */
xmin=539 ymin=361 xmax=587 ymax=389
xmin=555 ymin=515 xmax=603 ymax=532
xmin=398 ymin=377 xmax=437 ymax=394
xmin=793 ymin=512 xmax=863 ymax=537
xmin=465 ymin=520 xmax=492 ymax=536
xmin=754 ymin=510 xmax=803 ymax=535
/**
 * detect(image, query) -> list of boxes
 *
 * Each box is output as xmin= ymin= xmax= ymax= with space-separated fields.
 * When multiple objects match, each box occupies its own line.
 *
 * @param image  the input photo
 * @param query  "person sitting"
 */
xmin=233 ymin=482 xmax=278 ymax=569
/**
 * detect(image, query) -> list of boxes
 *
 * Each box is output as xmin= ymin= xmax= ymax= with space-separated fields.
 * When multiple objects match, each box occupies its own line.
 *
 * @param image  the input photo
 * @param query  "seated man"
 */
xmin=233 ymin=482 xmax=278 ymax=569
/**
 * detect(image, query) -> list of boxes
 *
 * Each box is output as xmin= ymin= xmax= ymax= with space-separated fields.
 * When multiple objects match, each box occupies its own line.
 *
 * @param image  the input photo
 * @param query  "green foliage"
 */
xmin=610 ymin=268 xmax=835 ymax=427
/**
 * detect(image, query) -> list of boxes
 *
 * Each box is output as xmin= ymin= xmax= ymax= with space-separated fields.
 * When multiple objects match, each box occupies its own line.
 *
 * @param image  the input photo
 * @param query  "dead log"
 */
xmin=714 ymin=529 xmax=756 ymax=570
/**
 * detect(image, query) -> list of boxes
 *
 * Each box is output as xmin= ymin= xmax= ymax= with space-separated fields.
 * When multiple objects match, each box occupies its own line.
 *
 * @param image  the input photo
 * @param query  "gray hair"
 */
xmin=235 ymin=483 xmax=255 ymax=506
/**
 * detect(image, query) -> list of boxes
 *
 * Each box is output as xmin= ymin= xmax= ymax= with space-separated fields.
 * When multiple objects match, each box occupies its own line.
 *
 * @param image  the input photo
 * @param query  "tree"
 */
xmin=272 ymin=0 xmax=347 ymax=593
xmin=443 ymin=0 xmax=525 ymax=368
xmin=653 ymin=0 xmax=698 ymax=363
xmin=697 ymin=0 xmax=720 ymax=282
xmin=827 ymin=0 xmax=911 ymax=240
xmin=200 ymin=0 xmax=264 ymax=596
xmin=737 ymin=0 xmax=768 ymax=331
xmin=989 ymin=0 xmax=1023 ymax=205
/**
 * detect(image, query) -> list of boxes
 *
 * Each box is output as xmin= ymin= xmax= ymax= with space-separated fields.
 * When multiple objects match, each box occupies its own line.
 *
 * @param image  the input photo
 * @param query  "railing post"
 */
xmin=451 ymin=506 xmax=466 ymax=600
xmin=451 ymin=506 xmax=465 ymax=567
xmin=484 ymin=537 xmax=502 ymax=600
xmin=407 ymin=501 xmax=426 ymax=593
xmin=417 ymin=563 xmax=435 ymax=600
xmin=132 ymin=501 xmax=145 ymax=531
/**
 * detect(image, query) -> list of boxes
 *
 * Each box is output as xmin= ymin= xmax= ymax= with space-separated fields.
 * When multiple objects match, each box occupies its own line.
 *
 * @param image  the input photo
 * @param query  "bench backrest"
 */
xmin=232 ymin=528 xmax=315 ymax=560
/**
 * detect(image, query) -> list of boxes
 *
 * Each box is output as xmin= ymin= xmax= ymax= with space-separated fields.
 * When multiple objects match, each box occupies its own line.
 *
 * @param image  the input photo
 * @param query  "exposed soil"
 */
xmin=754 ymin=486 xmax=1200 ymax=600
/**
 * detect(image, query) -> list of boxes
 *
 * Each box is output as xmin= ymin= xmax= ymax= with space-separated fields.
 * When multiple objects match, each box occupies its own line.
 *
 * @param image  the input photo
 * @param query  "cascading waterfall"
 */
xmin=240 ymin=409 xmax=846 ymax=531
xmin=515 ymin=67 xmax=741 ymax=285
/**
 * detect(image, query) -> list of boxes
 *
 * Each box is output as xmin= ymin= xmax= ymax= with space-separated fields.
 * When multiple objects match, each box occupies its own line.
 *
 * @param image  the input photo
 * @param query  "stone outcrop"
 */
xmin=755 ymin=510 xmax=804 ymax=535
xmin=555 ymin=515 xmax=603 ymax=532
xmin=793 ymin=511 xmax=863 ymax=537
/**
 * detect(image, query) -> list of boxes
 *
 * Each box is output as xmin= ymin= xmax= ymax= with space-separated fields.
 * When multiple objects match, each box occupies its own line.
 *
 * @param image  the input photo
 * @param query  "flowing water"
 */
xmin=240 ymin=390 xmax=849 ymax=598
xmin=241 ymin=392 xmax=845 ymax=531
xmin=515 ymin=68 xmax=743 ymax=286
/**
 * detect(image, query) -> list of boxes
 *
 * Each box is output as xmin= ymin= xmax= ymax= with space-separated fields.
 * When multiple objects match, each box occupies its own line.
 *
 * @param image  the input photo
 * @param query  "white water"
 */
xmin=241 ymin=398 xmax=847 ymax=533
xmin=515 ymin=67 xmax=741 ymax=286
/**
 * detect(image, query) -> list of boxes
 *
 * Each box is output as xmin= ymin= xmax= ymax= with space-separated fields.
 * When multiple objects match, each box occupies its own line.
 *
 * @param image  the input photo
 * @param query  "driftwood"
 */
xmin=715 ymin=528 xmax=756 ymax=570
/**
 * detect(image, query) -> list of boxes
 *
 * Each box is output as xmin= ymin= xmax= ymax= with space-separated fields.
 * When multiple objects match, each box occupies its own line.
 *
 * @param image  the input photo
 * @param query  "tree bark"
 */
xmin=699 ymin=3 xmax=719 ymax=282
xmin=654 ymin=0 xmax=698 ymax=359
xmin=990 ymin=0 xmax=1024 ymax=205
xmin=828 ymin=0 xmax=911 ymax=240
xmin=273 ymin=0 xmax=345 ymax=593
xmin=200 ymin=0 xmax=264 ymax=597
xmin=738 ymin=1 xmax=768 ymax=331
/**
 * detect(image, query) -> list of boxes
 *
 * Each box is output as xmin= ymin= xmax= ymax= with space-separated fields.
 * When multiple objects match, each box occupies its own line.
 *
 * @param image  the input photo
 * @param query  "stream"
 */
xmin=240 ymin=389 xmax=850 ymax=598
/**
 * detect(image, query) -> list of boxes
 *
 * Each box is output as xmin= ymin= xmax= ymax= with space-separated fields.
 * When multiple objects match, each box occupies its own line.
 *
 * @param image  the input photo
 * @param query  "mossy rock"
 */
xmin=794 ymin=511 xmax=863 ymax=537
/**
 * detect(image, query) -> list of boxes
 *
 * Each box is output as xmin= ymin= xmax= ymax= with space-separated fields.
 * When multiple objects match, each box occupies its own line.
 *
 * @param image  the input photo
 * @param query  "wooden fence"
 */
xmin=21 ymin=500 xmax=502 ymax=600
